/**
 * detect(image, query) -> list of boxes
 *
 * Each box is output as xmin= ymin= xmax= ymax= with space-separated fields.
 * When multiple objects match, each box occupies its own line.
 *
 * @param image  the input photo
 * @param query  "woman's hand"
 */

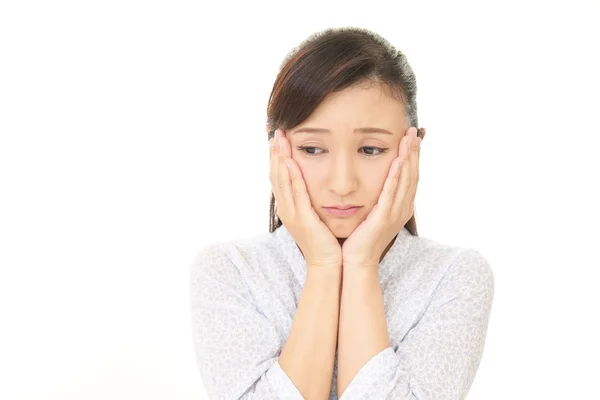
xmin=341 ymin=127 xmax=422 ymax=268
xmin=270 ymin=129 xmax=343 ymax=269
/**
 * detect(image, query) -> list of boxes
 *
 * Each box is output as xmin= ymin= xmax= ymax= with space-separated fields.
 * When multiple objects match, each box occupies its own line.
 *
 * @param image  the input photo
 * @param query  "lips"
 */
xmin=325 ymin=205 xmax=360 ymax=210
xmin=323 ymin=206 xmax=362 ymax=217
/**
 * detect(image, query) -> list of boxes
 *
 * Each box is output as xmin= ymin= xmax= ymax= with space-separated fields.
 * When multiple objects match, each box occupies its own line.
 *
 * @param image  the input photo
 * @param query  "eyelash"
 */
xmin=296 ymin=146 xmax=389 ymax=158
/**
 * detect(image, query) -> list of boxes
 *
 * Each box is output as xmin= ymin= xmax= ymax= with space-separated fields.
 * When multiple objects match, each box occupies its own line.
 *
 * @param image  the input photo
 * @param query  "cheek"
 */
xmin=294 ymin=160 xmax=320 ymax=195
xmin=360 ymin=163 xmax=391 ymax=199
xmin=296 ymin=157 xmax=392 ymax=195
xmin=361 ymin=161 xmax=391 ymax=182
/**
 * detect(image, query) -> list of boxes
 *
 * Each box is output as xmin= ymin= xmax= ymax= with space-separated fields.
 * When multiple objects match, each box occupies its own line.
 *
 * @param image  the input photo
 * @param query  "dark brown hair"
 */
xmin=266 ymin=26 xmax=423 ymax=236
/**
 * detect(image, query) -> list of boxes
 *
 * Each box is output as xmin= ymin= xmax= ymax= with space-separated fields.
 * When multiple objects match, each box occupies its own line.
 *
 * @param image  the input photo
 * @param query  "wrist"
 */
xmin=342 ymin=263 xmax=380 ymax=278
xmin=307 ymin=264 xmax=342 ymax=279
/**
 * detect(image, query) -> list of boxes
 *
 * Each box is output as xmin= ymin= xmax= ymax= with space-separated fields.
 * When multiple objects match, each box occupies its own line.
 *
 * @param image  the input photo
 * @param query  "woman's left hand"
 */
xmin=341 ymin=126 xmax=422 ymax=268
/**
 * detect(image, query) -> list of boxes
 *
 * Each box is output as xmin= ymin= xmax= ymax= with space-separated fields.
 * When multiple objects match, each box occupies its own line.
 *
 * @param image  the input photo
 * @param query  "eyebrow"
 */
xmin=292 ymin=127 xmax=394 ymax=135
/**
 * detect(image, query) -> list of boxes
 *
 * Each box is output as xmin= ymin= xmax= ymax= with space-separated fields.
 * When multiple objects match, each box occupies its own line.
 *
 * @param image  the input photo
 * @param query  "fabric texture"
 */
xmin=190 ymin=224 xmax=494 ymax=399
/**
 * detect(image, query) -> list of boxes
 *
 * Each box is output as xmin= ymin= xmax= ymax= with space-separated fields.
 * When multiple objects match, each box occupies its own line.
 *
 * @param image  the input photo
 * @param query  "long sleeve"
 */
xmin=190 ymin=243 xmax=304 ymax=400
xmin=339 ymin=248 xmax=495 ymax=400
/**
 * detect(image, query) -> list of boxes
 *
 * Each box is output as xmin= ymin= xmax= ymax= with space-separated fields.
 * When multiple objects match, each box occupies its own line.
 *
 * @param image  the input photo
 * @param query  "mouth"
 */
xmin=323 ymin=206 xmax=362 ymax=217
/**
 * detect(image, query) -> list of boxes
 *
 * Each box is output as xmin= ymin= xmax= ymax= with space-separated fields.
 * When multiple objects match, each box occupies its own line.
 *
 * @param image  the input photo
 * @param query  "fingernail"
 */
xmin=417 ymin=137 xmax=422 ymax=147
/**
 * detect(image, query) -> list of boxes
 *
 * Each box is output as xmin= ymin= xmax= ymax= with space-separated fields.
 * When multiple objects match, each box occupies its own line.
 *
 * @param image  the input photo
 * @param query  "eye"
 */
xmin=296 ymin=146 xmax=326 ymax=156
xmin=360 ymin=146 xmax=388 ymax=158
xmin=296 ymin=146 xmax=388 ymax=158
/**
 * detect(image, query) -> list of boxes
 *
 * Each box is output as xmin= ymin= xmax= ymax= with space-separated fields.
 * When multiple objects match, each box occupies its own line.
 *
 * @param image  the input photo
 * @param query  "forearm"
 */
xmin=279 ymin=267 xmax=342 ymax=400
xmin=337 ymin=267 xmax=391 ymax=397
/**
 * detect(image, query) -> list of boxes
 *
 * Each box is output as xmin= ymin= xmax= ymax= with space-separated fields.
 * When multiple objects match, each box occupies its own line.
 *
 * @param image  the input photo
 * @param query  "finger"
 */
xmin=377 ymin=156 xmax=404 ymax=215
xmin=378 ymin=127 xmax=414 ymax=213
xmin=270 ymin=131 xmax=288 ymax=218
xmin=276 ymin=131 xmax=296 ymax=214
xmin=279 ymin=130 xmax=291 ymax=159
xmin=279 ymin=132 xmax=317 ymax=221
xmin=408 ymin=128 xmax=421 ymax=197
xmin=405 ymin=127 xmax=420 ymax=194
xmin=284 ymin=157 xmax=312 ymax=216
xmin=412 ymin=133 xmax=420 ymax=184
xmin=399 ymin=127 xmax=415 ymax=158
xmin=392 ymin=129 xmax=418 ymax=216
xmin=269 ymin=130 xmax=279 ymax=197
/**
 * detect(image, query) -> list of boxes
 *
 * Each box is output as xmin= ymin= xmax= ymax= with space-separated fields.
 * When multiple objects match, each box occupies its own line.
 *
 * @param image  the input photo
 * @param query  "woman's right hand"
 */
xmin=269 ymin=128 xmax=342 ymax=269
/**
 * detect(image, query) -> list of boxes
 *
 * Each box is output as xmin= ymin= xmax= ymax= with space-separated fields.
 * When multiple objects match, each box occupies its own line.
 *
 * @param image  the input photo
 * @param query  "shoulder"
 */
xmin=453 ymin=248 xmax=494 ymax=285
xmin=190 ymin=230 xmax=280 ymax=279
xmin=431 ymin=243 xmax=495 ymax=309
xmin=409 ymin=234 xmax=494 ymax=299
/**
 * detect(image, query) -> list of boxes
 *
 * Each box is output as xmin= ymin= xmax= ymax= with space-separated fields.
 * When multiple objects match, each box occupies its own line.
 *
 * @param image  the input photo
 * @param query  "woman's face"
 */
xmin=285 ymin=83 xmax=409 ymax=239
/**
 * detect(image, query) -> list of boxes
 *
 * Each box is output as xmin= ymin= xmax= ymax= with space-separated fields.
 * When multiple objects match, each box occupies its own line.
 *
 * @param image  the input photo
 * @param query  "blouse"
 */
xmin=190 ymin=224 xmax=494 ymax=399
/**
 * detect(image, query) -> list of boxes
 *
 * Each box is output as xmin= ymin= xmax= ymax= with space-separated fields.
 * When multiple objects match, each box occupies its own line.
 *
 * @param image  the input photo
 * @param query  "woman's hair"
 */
xmin=266 ymin=26 xmax=423 ymax=236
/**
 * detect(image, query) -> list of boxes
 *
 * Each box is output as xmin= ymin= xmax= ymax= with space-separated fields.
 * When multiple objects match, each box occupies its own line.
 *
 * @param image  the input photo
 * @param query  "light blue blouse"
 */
xmin=190 ymin=224 xmax=494 ymax=399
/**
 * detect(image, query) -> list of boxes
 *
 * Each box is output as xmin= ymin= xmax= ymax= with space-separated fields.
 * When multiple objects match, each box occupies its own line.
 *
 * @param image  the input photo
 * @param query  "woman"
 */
xmin=190 ymin=26 xmax=494 ymax=400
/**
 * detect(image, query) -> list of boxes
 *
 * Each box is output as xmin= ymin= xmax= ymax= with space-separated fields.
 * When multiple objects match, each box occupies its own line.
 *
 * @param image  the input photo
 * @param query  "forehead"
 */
xmin=291 ymin=84 xmax=407 ymax=136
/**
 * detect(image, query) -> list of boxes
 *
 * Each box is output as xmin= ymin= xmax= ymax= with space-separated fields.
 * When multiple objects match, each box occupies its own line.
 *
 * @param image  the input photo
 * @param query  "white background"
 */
xmin=1 ymin=0 xmax=599 ymax=399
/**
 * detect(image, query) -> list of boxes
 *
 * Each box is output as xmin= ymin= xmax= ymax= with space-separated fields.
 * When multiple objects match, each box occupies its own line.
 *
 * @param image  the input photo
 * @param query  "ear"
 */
xmin=417 ymin=127 xmax=426 ymax=141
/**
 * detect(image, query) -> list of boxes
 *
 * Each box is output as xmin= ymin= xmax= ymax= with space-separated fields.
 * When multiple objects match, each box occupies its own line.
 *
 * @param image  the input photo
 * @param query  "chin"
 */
xmin=326 ymin=219 xmax=360 ymax=239
xmin=318 ymin=209 xmax=368 ymax=238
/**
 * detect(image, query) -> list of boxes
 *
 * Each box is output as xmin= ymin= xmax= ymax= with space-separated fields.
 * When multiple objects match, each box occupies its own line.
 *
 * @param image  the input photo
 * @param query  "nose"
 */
xmin=328 ymin=153 xmax=358 ymax=197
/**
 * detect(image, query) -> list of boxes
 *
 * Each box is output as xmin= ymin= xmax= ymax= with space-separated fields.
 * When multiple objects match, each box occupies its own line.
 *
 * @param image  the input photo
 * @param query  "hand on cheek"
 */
xmin=341 ymin=126 xmax=421 ymax=268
